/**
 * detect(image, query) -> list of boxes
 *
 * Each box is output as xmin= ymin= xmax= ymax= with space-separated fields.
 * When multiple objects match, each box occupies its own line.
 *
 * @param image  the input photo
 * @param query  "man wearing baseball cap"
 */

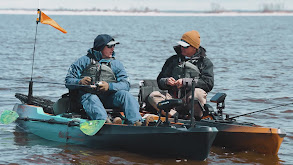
xmin=148 ymin=30 xmax=214 ymax=120
xmin=65 ymin=34 xmax=142 ymax=125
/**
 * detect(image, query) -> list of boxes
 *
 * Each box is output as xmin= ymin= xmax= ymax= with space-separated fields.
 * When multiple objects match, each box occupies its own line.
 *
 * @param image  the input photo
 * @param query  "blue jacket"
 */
xmin=65 ymin=49 xmax=130 ymax=91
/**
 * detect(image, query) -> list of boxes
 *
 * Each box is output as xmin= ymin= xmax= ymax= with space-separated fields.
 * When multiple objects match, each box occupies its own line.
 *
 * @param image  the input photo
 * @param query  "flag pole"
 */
xmin=27 ymin=9 xmax=41 ymax=105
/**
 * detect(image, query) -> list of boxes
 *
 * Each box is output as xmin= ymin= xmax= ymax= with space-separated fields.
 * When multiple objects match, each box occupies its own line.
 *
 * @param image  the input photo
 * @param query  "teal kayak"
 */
xmin=12 ymin=103 xmax=218 ymax=161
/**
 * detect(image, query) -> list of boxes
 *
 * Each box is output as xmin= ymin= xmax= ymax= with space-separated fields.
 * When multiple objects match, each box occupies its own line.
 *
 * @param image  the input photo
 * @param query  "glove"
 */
xmin=79 ymin=77 xmax=91 ymax=85
xmin=98 ymin=81 xmax=109 ymax=92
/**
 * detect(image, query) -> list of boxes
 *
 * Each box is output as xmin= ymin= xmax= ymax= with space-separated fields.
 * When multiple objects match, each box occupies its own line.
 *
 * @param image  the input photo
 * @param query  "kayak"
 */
xmin=138 ymin=79 xmax=286 ymax=155
xmin=182 ymin=93 xmax=286 ymax=155
xmin=9 ymin=93 xmax=218 ymax=161
xmin=192 ymin=119 xmax=285 ymax=155
xmin=138 ymin=115 xmax=285 ymax=155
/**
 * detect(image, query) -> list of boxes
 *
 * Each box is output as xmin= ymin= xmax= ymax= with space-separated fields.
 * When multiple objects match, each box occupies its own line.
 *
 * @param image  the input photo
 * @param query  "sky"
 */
xmin=1 ymin=0 xmax=293 ymax=11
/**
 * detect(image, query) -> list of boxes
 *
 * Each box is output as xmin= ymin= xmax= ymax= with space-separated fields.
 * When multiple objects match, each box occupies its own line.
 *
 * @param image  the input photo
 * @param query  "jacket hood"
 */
xmin=93 ymin=34 xmax=114 ymax=51
xmin=87 ymin=48 xmax=116 ymax=61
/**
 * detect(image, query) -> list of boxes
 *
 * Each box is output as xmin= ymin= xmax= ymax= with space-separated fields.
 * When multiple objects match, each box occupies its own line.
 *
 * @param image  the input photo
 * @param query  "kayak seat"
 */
xmin=53 ymin=96 xmax=70 ymax=115
xmin=137 ymin=80 xmax=228 ymax=121
xmin=52 ymin=91 xmax=87 ymax=117
xmin=53 ymin=90 xmax=124 ymax=120
xmin=138 ymin=80 xmax=207 ymax=119
xmin=138 ymin=79 xmax=167 ymax=113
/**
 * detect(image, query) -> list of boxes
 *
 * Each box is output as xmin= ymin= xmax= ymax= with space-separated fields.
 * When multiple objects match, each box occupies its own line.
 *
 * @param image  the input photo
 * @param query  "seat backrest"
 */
xmin=53 ymin=97 xmax=70 ymax=115
xmin=138 ymin=80 xmax=159 ymax=104
xmin=138 ymin=79 xmax=166 ymax=113
xmin=52 ymin=90 xmax=88 ymax=118
xmin=142 ymin=79 xmax=159 ymax=87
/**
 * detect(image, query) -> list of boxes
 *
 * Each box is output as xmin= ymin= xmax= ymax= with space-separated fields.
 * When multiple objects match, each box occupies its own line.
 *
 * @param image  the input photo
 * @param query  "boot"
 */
xmin=133 ymin=120 xmax=142 ymax=126
xmin=142 ymin=115 xmax=155 ymax=126
xmin=106 ymin=118 xmax=112 ymax=123
xmin=113 ymin=117 xmax=122 ymax=124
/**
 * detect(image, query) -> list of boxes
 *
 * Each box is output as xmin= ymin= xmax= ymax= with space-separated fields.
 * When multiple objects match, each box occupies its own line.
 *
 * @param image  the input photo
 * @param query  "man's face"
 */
xmin=181 ymin=45 xmax=197 ymax=57
xmin=101 ymin=44 xmax=115 ymax=58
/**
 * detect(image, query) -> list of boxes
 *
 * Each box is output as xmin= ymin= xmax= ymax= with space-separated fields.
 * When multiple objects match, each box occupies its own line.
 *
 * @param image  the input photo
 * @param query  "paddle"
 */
xmin=0 ymin=109 xmax=105 ymax=136
xmin=0 ymin=110 xmax=19 ymax=124
xmin=79 ymin=120 xmax=106 ymax=136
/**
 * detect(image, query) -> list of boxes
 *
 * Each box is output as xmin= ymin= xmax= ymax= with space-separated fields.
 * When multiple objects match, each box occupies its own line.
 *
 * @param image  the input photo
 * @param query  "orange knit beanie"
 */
xmin=181 ymin=30 xmax=200 ymax=49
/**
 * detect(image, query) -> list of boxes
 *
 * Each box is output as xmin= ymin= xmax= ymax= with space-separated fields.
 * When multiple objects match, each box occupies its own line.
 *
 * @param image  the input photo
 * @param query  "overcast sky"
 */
xmin=1 ymin=0 xmax=293 ymax=11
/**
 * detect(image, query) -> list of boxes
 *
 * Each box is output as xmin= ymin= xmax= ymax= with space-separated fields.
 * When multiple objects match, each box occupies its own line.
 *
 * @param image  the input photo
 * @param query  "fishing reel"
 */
xmin=95 ymin=81 xmax=103 ymax=86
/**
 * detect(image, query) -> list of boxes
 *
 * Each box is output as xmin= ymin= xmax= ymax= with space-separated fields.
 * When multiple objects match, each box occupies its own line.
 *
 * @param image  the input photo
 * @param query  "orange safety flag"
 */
xmin=37 ymin=9 xmax=67 ymax=34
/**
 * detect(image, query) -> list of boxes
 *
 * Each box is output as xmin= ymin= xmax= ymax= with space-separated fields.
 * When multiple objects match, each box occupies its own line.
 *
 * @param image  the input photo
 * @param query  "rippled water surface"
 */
xmin=0 ymin=14 xmax=293 ymax=164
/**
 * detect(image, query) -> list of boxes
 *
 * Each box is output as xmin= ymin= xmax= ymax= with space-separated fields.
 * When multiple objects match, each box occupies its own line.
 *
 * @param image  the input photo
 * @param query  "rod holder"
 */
xmin=27 ymin=81 xmax=33 ymax=105
xmin=190 ymin=79 xmax=195 ymax=127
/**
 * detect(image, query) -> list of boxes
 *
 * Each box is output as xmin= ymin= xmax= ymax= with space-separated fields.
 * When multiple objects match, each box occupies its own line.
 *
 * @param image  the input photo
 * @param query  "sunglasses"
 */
xmin=106 ymin=44 xmax=115 ymax=48
xmin=181 ymin=45 xmax=190 ymax=49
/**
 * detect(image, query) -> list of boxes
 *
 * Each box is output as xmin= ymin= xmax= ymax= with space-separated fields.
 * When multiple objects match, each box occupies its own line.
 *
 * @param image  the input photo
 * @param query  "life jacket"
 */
xmin=80 ymin=54 xmax=117 ymax=93
xmin=171 ymin=59 xmax=201 ymax=80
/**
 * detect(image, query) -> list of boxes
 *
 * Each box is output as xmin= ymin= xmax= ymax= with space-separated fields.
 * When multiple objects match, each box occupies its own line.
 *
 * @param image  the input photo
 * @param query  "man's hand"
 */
xmin=166 ymin=77 xmax=176 ymax=86
xmin=175 ymin=79 xmax=183 ymax=89
xmin=166 ymin=77 xmax=183 ymax=89
xmin=98 ymin=81 xmax=109 ymax=92
xmin=79 ymin=77 xmax=91 ymax=85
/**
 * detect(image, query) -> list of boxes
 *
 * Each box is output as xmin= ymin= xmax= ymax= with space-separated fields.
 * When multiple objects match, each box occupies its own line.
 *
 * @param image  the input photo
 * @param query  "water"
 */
xmin=0 ymin=13 xmax=293 ymax=164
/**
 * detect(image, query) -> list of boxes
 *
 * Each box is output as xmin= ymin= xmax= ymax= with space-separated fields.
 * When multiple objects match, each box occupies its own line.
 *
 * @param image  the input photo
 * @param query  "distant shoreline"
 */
xmin=1 ymin=9 xmax=293 ymax=16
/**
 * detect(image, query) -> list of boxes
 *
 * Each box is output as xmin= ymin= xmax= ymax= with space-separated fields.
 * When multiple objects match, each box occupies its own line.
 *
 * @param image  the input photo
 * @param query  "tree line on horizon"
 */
xmin=1 ymin=2 xmax=292 ymax=13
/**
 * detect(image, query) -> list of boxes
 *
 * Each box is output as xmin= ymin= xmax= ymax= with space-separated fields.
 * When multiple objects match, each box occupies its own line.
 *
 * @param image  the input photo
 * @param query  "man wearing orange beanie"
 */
xmin=148 ymin=30 xmax=214 ymax=120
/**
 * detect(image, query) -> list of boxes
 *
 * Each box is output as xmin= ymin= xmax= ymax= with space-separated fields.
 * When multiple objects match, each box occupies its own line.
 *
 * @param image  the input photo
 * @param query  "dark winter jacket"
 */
xmin=157 ymin=45 xmax=214 ymax=98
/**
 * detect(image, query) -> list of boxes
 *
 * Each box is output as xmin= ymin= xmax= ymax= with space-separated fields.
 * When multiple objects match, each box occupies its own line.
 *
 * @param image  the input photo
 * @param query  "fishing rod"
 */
xmin=27 ymin=9 xmax=42 ymax=105
xmin=0 ymin=77 xmax=102 ymax=88
xmin=228 ymin=102 xmax=293 ymax=120
xmin=0 ymin=77 xmax=64 ymax=85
